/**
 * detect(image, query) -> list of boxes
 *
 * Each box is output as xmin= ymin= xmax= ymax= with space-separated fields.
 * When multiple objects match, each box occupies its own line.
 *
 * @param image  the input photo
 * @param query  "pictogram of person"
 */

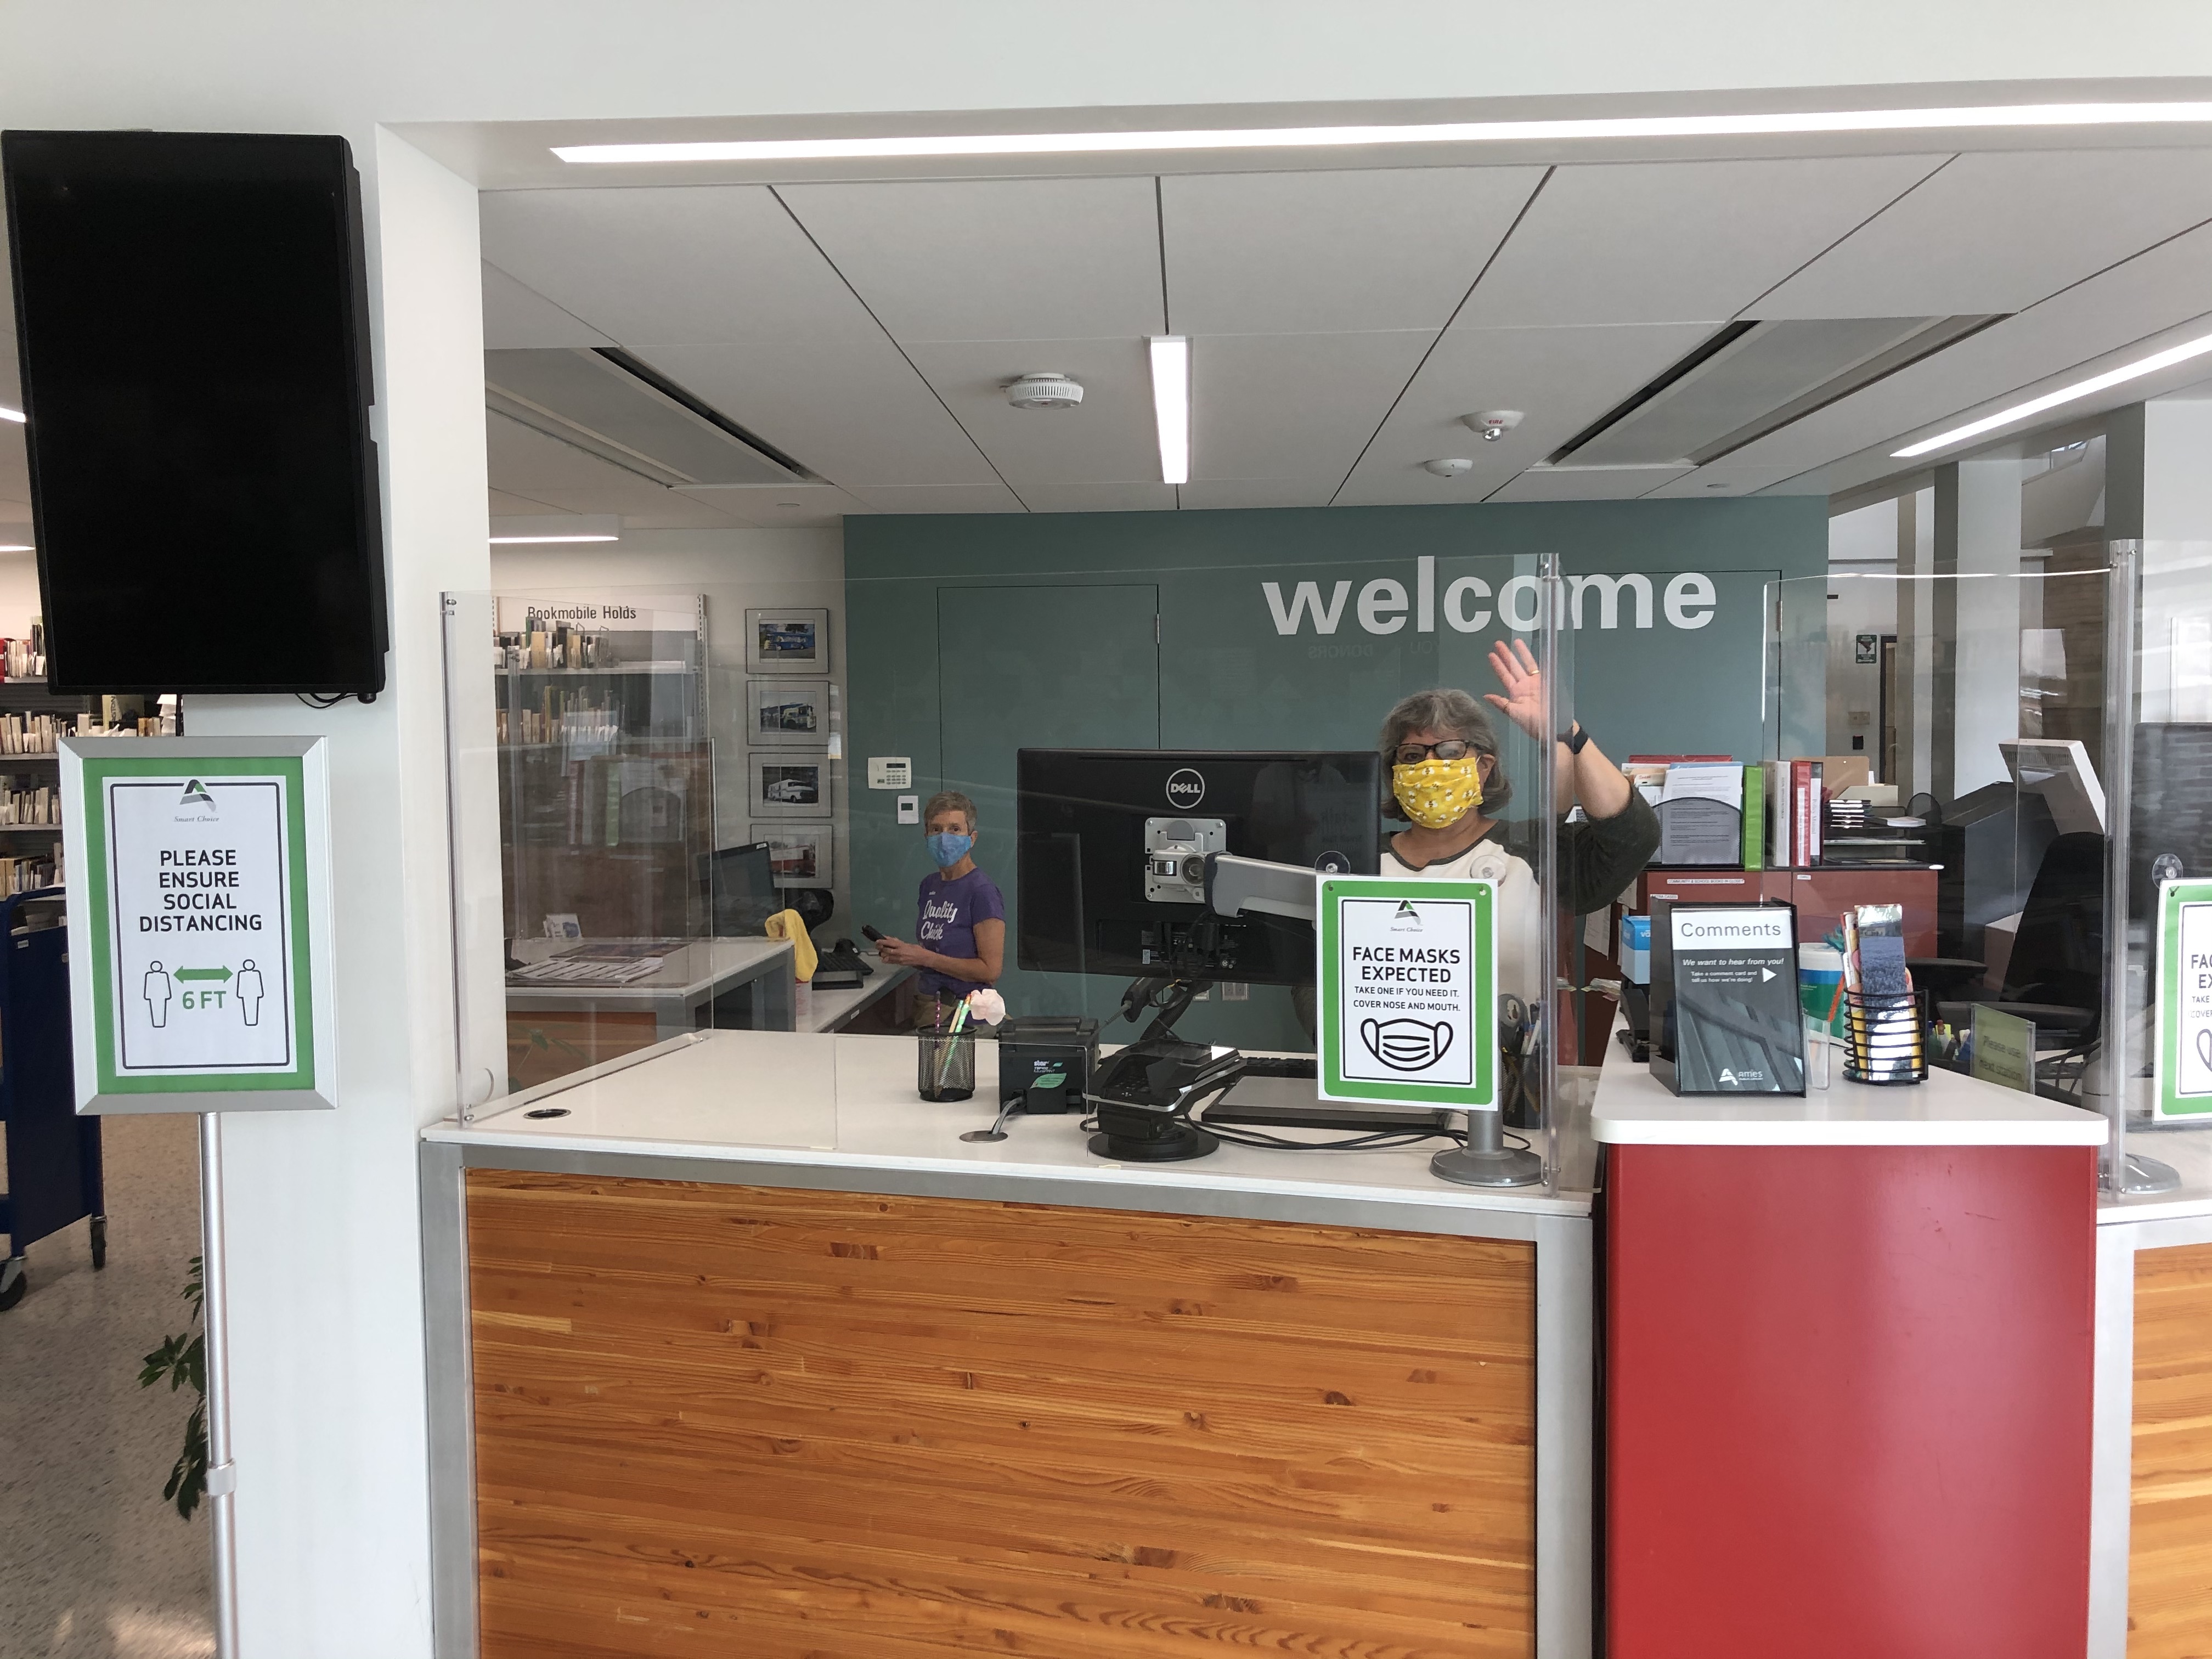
xmin=143 ymin=961 xmax=173 ymax=1029
xmin=236 ymin=960 xmax=264 ymax=1028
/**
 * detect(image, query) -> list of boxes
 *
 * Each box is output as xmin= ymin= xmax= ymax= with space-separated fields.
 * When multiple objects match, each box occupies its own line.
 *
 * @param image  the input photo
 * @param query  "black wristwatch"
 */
xmin=1560 ymin=721 xmax=1590 ymax=754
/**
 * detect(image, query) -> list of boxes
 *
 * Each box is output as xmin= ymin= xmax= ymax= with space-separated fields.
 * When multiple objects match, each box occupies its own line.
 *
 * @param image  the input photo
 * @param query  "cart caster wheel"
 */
xmin=91 ymin=1216 xmax=108 ymax=1270
xmin=0 ymin=1257 xmax=25 ymax=1312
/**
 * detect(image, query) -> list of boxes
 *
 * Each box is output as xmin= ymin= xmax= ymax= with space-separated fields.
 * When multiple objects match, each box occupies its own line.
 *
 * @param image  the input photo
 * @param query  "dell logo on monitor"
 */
xmin=1164 ymin=768 xmax=1206 ymax=809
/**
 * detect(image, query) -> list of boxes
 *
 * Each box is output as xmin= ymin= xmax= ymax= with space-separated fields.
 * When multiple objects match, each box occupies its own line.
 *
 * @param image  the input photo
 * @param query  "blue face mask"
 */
xmin=927 ymin=831 xmax=974 ymax=868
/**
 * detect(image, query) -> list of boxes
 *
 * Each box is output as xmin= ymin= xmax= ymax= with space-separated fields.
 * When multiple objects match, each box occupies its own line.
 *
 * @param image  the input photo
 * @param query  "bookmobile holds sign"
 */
xmin=1317 ymin=874 xmax=1497 ymax=1110
xmin=62 ymin=737 xmax=337 ymax=1114
xmin=2154 ymin=878 xmax=2212 ymax=1121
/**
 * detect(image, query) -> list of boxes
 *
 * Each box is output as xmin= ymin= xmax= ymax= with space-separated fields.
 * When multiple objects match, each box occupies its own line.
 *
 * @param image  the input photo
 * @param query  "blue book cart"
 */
xmin=0 ymin=888 xmax=103 ymax=1310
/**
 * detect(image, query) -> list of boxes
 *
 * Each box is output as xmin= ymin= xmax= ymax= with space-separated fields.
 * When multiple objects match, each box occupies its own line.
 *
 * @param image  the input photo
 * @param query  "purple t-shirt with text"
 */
xmin=915 ymin=867 xmax=1006 ymax=994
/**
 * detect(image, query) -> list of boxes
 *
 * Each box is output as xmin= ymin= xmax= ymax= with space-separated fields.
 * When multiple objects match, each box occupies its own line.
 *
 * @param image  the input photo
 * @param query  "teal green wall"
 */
xmin=844 ymin=498 xmax=1826 ymax=1045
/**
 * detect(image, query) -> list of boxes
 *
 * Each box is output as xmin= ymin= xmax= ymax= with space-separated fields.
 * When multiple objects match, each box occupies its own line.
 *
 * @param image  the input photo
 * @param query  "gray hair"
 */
xmin=1377 ymin=689 xmax=1513 ymax=817
xmin=922 ymin=789 xmax=978 ymax=830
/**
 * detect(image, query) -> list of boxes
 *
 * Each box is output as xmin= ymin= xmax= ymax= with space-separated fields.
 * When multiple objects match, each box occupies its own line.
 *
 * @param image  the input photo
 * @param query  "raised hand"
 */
xmin=1483 ymin=637 xmax=1551 ymax=741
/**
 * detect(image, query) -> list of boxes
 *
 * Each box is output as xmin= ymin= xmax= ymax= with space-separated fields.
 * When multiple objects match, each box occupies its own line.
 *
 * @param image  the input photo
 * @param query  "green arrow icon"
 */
xmin=176 ymin=967 xmax=233 ymax=983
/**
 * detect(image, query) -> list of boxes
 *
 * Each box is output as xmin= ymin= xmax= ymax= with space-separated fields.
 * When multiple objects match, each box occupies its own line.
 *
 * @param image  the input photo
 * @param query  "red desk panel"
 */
xmin=1606 ymin=1143 xmax=2096 ymax=1659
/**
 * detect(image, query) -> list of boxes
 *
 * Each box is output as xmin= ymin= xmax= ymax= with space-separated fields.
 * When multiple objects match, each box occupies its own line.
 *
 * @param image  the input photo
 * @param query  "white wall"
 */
xmin=1826 ymin=500 xmax=1898 ymax=770
xmin=489 ymin=528 xmax=849 ymax=930
xmin=0 ymin=549 xmax=40 ymax=640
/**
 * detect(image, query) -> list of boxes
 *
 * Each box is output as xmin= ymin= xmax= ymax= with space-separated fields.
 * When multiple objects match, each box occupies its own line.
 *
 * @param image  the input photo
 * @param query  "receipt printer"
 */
xmin=995 ymin=1014 xmax=1099 ymax=1115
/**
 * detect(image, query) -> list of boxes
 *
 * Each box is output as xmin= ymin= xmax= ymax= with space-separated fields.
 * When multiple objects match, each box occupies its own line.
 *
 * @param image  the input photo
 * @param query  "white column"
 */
xmin=1894 ymin=488 xmax=1938 ymax=800
xmin=2107 ymin=397 xmax=2212 ymax=724
xmin=1932 ymin=458 xmax=2024 ymax=801
xmin=190 ymin=129 xmax=489 ymax=1659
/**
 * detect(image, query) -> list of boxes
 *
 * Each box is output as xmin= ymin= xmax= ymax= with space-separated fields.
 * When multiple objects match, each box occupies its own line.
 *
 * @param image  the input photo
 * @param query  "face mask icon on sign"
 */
xmin=1361 ymin=1017 xmax=1454 ymax=1073
xmin=2198 ymin=1028 xmax=2212 ymax=1073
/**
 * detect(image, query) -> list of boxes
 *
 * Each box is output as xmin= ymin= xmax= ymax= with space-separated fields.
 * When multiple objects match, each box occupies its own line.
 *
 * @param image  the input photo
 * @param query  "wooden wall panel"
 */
xmin=2132 ymin=1242 xmax=2212 ymax=1659
xmin=466 ymin=1171 xmax=1537 ymax=1659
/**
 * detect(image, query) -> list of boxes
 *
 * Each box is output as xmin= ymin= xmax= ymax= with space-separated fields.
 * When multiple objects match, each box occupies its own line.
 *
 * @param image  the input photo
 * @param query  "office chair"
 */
xmin=1933 ymin=830 xmax=2103 ymax=1041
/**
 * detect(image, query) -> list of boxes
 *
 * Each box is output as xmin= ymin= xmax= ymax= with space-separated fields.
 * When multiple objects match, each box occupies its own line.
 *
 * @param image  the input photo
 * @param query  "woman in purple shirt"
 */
xmin=874 ymin=790 xmax=1006 ymax=1026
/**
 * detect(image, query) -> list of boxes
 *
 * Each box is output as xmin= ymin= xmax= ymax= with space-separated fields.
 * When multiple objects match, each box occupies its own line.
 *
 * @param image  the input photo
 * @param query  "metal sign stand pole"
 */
xmin=198 ymin=1110 xmax=240 ymax=1657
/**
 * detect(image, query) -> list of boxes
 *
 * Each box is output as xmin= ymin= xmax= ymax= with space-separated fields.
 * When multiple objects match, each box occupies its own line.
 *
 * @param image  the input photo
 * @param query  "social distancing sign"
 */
xmin=1318 ymin=875 xmax=1496 ymax=1110
xmin=64 ymin=740 xmax=337 ymax=1114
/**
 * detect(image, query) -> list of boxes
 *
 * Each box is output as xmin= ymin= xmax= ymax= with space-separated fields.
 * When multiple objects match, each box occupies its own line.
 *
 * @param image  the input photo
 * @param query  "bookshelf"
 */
xmin=493 ymin=596 xmax=713 ymax=942
xmin=0 ymin=675 xmax=182 ymax=892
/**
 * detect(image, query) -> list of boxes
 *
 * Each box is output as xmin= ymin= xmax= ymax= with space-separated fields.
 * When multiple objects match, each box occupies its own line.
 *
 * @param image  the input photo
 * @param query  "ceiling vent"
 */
xmin=1006 ymin=372 xmax=1085 ymax=410
xmin=484 ymin=347 xmax=812 ymax=486
xmin=1550 ymin=315 xmax=2006 ymax=469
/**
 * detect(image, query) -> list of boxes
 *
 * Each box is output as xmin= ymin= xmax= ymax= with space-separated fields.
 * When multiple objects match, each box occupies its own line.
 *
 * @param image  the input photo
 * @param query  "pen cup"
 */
xmin=917 ymin=1027 xmax=976 ymax=1102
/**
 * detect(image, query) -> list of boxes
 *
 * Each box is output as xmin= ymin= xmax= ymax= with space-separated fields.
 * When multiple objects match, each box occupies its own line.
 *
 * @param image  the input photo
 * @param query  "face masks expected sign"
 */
xmin=1316 ymin=874 xmax=1496 ymax=1110
xmin=62 ymin=738 xmax=337 ymax=1114
xmin=2154 ymin=878 xmax=2212 ymax=1120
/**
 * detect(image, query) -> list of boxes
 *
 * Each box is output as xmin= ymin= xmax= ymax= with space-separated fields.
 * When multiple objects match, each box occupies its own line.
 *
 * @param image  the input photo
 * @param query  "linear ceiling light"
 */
xmin=1892 ymin=328 xmax=2212 ymax=458
xmin=1149 ymin=337 xmax=1189 ymax=487
xmin=553 ymin=101 xmax=2212 ymax=165
xmin=488 ymin=533 xmax=620 ymax=544
xmin=0 ymin=406 xmax=24 ymax=423
xmin=0 ymin=544 xmax=30 ymax=552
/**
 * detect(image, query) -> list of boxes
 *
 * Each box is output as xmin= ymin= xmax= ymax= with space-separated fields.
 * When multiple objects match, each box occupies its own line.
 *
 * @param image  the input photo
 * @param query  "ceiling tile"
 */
xmin=1160 ymin=167 xmax=1543 ymax=335
xmin=1455 ymin=155 xmax=1946 ymax=329
xmin=675 ymin=482 xmax=871 ymax=529
xmin=1176 ymin=479 xmax=1339 ymax=511
xmin=1487 ymin=465 xmax=1692 ymax=501
xmin=632 ymin=337 xmax=995 ymax=489
xmin=1756 ymin=150 xmax=2212 ymax=320
xmin=479 ymin=185 xmax=879 ymax=345
xmin=778 ymin=177 xmax=1164 ymax=342
xmin=489 ymin=487 xmax=565 ymax=516
xmin=1334 ymin=324 xmax=1717 ymax=505
xmin=1715 ymin=217 xmax=2212 ymax=477
xmin=1191 ymin=330 xmax=1433 ymax=484
xmin=902 ymin=338 xmax=1158 ymax=486
xmin=481 ymin=262 xmax=613 ymax=349
xmin=486 ymin=411 xmax=744 ymax=528
xmin=843 ymin=483 xmax=1027 ymax=515
xmin=1639 ymin=463 xmax=1813 ymax=498
xmin=1016 ymin=481 xmax=1176 ymax=512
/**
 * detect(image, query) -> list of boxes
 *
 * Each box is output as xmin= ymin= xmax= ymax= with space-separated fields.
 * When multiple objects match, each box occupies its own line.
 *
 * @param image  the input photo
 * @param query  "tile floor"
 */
xmin=2 ymin=1112 xmax=215 ymax=1657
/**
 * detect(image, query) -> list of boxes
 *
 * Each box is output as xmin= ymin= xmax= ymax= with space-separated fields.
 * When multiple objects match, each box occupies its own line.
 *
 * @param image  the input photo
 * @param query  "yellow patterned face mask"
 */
xmin=1392 ymin=757 xmax=1486 ymax=830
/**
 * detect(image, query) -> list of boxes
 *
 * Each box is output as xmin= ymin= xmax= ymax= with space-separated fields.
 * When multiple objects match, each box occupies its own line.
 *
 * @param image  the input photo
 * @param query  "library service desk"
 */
xmin=415 ymin=1025 xmax=2212 ymax=1659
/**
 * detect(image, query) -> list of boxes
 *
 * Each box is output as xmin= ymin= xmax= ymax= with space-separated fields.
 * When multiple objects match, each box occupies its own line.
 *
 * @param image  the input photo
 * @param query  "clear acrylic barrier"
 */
xmin=2108 ymin=540 xmax=2212 ymax=1201
xmin=1764 ymin=551 xmax=2184 ymax=1193
xmin=444 ymin=550 xmax=1595 ymax=1192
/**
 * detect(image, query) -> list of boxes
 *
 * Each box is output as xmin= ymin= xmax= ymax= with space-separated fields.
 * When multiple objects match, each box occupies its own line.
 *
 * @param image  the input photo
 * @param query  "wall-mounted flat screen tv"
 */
xmin=4 ymin=130 xmax=387 ymax=695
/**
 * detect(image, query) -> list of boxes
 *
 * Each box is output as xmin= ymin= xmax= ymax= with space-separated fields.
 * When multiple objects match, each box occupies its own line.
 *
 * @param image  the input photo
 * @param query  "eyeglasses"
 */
xmin=1392 ymin=740 xmax=1481 ymax=766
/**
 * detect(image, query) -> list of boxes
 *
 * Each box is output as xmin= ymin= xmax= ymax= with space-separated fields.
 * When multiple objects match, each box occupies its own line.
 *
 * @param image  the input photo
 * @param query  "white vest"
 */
xmin=1379 ymin=836 xmax=1542 ymax=1011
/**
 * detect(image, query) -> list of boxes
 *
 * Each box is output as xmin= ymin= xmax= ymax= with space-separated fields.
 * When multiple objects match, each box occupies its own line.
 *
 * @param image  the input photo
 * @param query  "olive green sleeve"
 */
xmin=1504 ymin=791 xmax=1661 ymax=916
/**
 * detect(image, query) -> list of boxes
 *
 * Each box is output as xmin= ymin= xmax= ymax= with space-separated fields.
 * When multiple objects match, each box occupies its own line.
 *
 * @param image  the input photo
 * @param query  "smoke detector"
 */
xmin=1423 ymin=458 xmax=1475 ymax=477
xmin=1006 ymin=372 xmax=1085 ymax=410
xmin=1463 ymin=410 xmax=1525 ymax=442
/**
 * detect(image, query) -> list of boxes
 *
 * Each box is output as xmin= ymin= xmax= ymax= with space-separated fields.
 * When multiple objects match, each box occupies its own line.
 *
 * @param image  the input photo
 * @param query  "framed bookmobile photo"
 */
xmin=747 ymin=678 xmax=831 ymax=746
xmin=751 ymin=751 xmax=831 ymax=819
xmin=745 ymin=608 xmax=830 ymax=674
xmin=751 ymin=822 xmax=833 ymax=889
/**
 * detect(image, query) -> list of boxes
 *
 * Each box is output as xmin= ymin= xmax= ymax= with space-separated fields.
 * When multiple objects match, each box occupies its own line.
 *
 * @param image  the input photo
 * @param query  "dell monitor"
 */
xmin=709 ymin=843 xmax=779 ymax=937
xmin=1015 ymin=748 xmax=1383 ymax=987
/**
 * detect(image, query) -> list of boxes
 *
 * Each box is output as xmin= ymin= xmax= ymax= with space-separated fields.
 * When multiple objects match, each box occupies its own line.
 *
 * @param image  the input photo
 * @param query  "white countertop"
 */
xmin=795 ymin=956 xmax=911 ymax=1033
xmin=505 ymin=936 xmax=793 ymax=1003
xmin=2100 ymin=1121 xmax=2212 ymax=1223
xmin=425 ymin=1028 xmax=1593 ymax=1222
xmin=1591 ymin=1025 xmax=2109 ymax=1147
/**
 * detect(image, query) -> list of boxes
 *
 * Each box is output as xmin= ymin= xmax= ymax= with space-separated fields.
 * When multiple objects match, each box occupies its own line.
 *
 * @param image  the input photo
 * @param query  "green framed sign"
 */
xmin=2154 ymin=878 xmax=2212 ymax=1121
xmin=64 ymin=738 xmax=337 ymax=1114
xmin=1317 ymin=874 xmax=1496 ymax=1110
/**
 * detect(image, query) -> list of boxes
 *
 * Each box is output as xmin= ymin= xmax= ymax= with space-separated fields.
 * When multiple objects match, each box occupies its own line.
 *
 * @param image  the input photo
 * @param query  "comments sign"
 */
xmin=1318 ymin=875 xmax=1496 ymax=1110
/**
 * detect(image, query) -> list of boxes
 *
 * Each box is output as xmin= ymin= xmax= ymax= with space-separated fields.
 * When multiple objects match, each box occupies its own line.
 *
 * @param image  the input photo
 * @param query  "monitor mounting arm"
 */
xmin=1202 ymin=853 xmax=1321 ymax=924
